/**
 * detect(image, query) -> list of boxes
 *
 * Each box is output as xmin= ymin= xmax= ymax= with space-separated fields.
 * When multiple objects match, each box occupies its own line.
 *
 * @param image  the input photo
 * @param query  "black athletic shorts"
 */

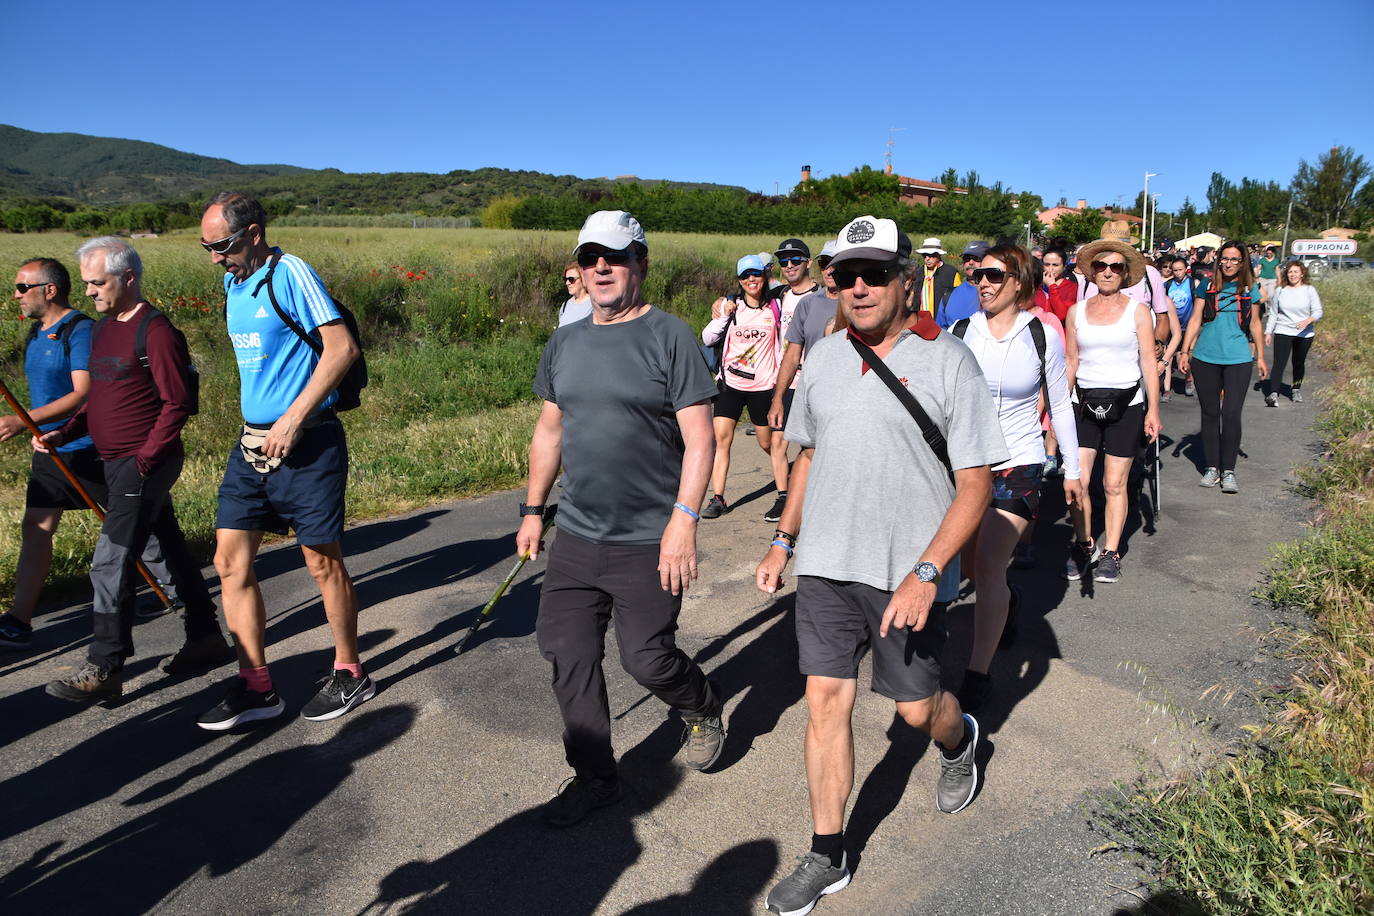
xmin=795 ymin=575 xmax=949 ymax=702
xmin=991 ymin=463 xmax=1043 ymax=521
xmin=1076 ymin=402 xmax=1146 ymax=459
xmin=27 ymin=447 xmax=105 ymax=510
xmin=713 ymin=383 xmax=773 ymax=426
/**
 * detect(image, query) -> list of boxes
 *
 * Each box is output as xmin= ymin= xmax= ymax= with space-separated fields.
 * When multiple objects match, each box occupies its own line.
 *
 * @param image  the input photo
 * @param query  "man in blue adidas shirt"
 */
xmin=1 ymin=258 xmax=199 ymax=655
xmin=196 ymin=192 xmax=371 ymax=731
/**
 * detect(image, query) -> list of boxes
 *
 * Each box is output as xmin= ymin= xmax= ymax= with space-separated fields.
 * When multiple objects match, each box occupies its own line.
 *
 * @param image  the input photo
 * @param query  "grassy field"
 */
xmin=1108 ymin=273 xmax=1374 ymax=914
xmin=4 ymin=226 xmax=961 ymax=605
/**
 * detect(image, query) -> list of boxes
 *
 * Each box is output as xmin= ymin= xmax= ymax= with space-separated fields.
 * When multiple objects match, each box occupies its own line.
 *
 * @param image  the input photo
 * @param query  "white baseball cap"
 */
xmin=575 ymin=210 xmax=646 ymax=254
xmin=829 ymin=216 xmax=913 ymax=267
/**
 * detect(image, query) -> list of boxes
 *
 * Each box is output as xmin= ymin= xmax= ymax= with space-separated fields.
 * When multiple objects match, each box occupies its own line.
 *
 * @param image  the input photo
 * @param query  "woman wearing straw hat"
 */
xmin=1178 ymin=240 xmax=1268 ymax=494
xmin=1063 ymin=238 xmax=1161 ymax=584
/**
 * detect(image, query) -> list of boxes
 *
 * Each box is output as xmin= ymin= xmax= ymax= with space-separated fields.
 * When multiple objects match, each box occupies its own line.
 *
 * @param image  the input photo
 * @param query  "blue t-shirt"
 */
xmin=1164 ymin=276 xmax=1195 ymax=326
xmin=25 ymin=311 xmax=94 ymax=453
xmin=1192 ymin=280 xmax=1260 ymax=366
xmin=224 ymin=249 xmax=341 ymax=424
xmin=936 ymin=282 xmax=980 ymax=329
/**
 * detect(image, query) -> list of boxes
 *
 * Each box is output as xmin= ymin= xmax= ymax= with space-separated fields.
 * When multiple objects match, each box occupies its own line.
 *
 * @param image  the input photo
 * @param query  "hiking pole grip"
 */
xmin=454 ymin=506 xmax=558 ymax=654
xmin=0 ymin=377 xmax=174 ymax=609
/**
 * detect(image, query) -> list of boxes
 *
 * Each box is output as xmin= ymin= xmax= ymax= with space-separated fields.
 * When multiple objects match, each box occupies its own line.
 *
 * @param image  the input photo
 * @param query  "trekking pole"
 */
xmin=0 ymin=377 xmax=174 ymax=609
xmin=454 ymin=505 xmax=557 ymax=654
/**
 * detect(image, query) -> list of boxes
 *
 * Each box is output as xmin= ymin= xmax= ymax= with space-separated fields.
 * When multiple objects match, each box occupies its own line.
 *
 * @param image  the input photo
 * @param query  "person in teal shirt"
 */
xmin=1256 ymin=245 xmax=1281 ymax=311
xmin=1178 ymin=241 xmax=1268 ymax=494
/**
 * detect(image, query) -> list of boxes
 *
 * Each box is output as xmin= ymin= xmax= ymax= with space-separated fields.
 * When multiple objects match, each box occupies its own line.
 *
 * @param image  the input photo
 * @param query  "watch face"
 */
xmin=916 ymin=561 xmax=939 ymax=582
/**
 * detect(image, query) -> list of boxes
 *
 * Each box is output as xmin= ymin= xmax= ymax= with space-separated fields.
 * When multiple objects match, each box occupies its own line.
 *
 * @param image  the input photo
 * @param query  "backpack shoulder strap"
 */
xmin=769 ymin=298 xmax=782 ymax=326
xmin=134 ymin=306 xmax=163 ymax=371
xmin=60 ymin=312 xmax=93 ymax=359
xmin=1027 ymin=317 xmax=1051 ymax=418
xmin=258 ymin=252 xmax=323 ymax=356
xmin=951 ymin=318 xmax=970 ymax=339
xmin=847 ymin=334 xmax=954 ymax=483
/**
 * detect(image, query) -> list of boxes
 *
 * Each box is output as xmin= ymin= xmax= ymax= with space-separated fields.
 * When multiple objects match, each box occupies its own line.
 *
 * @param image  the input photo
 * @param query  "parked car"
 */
xmin=1324 ymin=257 xmax=1367 ymax=271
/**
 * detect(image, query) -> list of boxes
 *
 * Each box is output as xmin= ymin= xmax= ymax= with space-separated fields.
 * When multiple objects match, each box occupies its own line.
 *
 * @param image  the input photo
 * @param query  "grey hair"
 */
xmin=76 ymin=236 xmax=142 ymax=280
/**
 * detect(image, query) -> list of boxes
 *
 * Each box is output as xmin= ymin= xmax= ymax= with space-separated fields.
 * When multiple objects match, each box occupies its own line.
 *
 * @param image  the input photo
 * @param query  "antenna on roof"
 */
xmin=885 ymin=128 xmax=906 ymax=175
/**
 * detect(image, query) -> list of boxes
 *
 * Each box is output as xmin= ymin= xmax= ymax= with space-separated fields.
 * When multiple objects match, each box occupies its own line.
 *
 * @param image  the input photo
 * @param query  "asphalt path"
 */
xmin=0 ymin=368 xmax=1322 ymax=915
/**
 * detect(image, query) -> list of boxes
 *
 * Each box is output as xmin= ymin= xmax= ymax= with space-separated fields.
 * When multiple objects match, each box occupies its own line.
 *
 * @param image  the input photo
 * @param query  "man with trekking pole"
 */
xmin=36 ymin=238 xmax=233 ymax=703
xmin=517 ymin=210 xmax=724 ymax=827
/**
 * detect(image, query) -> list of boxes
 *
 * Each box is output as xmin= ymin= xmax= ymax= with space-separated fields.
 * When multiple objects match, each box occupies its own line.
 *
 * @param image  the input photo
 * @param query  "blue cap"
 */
xmin=737 ymin=254 xmax=767 ymax=275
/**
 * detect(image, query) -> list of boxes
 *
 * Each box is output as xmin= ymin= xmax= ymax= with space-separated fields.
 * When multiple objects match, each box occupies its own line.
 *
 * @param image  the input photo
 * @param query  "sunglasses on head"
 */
xmin=1091 ymin=260 xmax=1127 ymax=275
xmin=832 ymin=264 xmax=902 ymax=290
xmin=200 ymin=225 xmax=250 ymax=254
xmin=971 ymin=267 xmax=1009 ymax=284
xmin=777 ymin=256 xmax=808 ymax=266
xmin=576 ymin=249 xmax=636 ymax=269
xmin=738 ymin=269 xmax=765 ymax=280
xmin=15 ymin=281 xmax=49 ymax=293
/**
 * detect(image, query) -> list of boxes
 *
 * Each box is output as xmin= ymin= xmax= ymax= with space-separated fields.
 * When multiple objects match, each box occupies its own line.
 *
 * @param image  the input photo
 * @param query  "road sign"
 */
xmin=1292 ymin=239 xmax=1358 ymax=256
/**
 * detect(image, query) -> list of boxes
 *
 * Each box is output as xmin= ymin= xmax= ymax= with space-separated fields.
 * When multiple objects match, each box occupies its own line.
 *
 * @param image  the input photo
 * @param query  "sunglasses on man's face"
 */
xmin=201 ymin=225 xmax=250 ymax=254
xmin=972 ymin=267 xmax=1009 ymax=284
xmin=15 ymin=282 xmax=49 ymax=293
xmin=1091 ymin=260 xmax=1127 ymax=275
xmin=576 ymin=249 xmax=636 ymax=269
xmin=777 ymin=256 xmax=808 ymax=267
xmin=738 ymin=270 xmax=765 ymax=280
xmin=832 ymin=264 xmax=902 ymax=290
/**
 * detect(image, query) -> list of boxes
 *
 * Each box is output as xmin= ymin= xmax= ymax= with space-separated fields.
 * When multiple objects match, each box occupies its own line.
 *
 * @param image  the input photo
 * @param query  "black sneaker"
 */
xmin=300 ymin=669 xmax=376 ymax=721
xmin=197 ymin=678 xmax=285 ymax=731
xmin=955 ymin=670 xmax=991 ymax=713
xmin=766 ymin=851 xmax=850 ymax=915
xmin=161 ymin=632 xmax=236 ymax=676
xmin=46 ymin=661 xmax=122 ymax=703
xmin=0 ymin=612 xmax=33 ymax=650
xmin=763 ymin=493 xmax=787 ymax=523
xmin=999 ymin=585 xmax=1021 ymax=649
xmin=700 ymin=494 xmax=728 ymax=519
xmin=539 ymin=775 xmax=622 ymax=827
xmin=1093 ymin=550 xmax=1122 ymax=583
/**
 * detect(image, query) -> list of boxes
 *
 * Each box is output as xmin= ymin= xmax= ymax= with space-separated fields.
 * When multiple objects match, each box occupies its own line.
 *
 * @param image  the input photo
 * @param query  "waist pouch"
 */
xmin=238 ymin=411 xmax=334 ymax=474
xmin=1077 ymin=384 xmax=1138 ymax=424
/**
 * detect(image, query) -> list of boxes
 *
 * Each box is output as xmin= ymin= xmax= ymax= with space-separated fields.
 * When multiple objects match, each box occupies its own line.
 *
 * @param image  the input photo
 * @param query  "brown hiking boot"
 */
xmin=46 ymin=661 xmax=122 ymax=703
xmin=161 ymin=632 xmax=236 ymax=676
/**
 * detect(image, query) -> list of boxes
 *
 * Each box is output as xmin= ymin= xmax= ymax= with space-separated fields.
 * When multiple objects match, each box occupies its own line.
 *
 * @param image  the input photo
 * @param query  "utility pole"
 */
xmin=1281 ymin=194 xmax=1294 ymax=256
xmin=885 ymin=127 xmax=906 ymax=175
xmin=1142 ymin=171 xmax=1158 ymax=252
xmin=1150 ymin=193 xmax=1160 ymax=252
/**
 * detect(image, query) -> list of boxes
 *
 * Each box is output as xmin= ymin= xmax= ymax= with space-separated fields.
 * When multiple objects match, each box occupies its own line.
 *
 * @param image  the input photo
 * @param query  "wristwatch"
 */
xmin=518 ymin=503 xmax=545 ymax=517
xmin=914 ymin=561 xmax=941 ymax=583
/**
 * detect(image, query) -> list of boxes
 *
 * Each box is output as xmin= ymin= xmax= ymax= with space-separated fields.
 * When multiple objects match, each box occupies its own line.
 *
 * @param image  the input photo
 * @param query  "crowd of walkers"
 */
xmin=1 ymin=198 xmax=1317 ymax=915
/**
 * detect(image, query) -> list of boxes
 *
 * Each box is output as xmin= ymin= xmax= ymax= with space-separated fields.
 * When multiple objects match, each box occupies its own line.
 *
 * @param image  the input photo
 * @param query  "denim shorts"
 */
xmin=215 ymin=419 xmax=347 ymax=545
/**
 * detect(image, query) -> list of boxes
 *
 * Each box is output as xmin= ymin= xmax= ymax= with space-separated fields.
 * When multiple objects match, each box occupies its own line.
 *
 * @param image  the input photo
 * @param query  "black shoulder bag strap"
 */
xmin=848 ymin=335 xmax=954 ymax=483
xmin=256 ymin=253 xmax=323 ymax=356
xmin=953 ymin=317 xmax=1051 ymax=417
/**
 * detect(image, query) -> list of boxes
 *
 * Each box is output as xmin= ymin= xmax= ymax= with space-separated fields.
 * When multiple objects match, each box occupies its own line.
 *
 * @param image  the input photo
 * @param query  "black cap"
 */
xmin=775 ymin=238 xmax=810 ymax=258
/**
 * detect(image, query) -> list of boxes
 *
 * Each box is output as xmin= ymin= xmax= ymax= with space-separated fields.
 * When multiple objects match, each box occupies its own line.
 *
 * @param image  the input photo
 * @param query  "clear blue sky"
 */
xmin=6 ymin=0 xmax=1371 ymax=215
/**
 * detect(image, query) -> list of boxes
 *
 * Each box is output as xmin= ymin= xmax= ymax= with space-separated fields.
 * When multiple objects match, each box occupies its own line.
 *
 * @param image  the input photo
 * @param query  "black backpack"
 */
xmin=25 ymin=311 xmax=92 ymax=358
xmin=92 ymin=306 xmax=200 ymax=415
xmin=1201 ymin=286 xmax=1254 ymax=342
xmin=952 ymin=316 xmax=1052 ymax=417
xmin=255 ymin=252 xmax=367 ymax=411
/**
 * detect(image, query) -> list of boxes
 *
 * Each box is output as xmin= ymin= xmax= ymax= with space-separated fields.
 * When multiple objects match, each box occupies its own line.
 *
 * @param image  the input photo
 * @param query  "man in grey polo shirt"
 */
xmin=756 ymin=216 xmax=1007 ymax=915
xmin=517 ymin=210 xmax=723 ymax=828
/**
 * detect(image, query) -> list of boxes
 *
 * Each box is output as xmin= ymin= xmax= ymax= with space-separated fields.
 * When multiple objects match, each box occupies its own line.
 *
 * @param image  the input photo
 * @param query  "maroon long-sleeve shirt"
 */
xmin=58 ymin=303 xmax=191 ymax=475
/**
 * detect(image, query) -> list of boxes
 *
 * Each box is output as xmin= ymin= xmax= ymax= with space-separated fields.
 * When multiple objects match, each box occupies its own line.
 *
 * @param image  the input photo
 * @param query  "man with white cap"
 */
xmin=518 ymin=210 xmax=725 ymax=827
xmin=913 ymin=236 xmax=962 ymax=317
xmin=756 ymin=216 xmax=1007 ymax=915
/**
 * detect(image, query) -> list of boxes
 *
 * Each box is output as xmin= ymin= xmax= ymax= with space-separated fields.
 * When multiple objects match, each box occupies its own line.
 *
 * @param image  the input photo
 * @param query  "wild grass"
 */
xmin=1105 ymin=272 xmax=1374 ymax=914
xmin=1 ymin=226 xmax=873 ymax=605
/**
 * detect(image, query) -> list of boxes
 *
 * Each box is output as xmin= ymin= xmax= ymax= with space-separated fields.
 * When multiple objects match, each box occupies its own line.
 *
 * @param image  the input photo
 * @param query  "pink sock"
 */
xmin=335 ymin=662 xmax=364 ymax=679
xmin=241 ymin=665 xmax=272 ymax=693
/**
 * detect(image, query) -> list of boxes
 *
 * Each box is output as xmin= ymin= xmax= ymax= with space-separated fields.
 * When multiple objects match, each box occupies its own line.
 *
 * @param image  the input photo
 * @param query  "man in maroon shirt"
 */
xmin=39 ymin=237 xmax=232 ymax=703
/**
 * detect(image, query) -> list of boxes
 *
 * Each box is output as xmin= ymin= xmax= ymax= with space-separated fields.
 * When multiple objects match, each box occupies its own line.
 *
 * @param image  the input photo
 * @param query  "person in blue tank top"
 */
xmin=1162 ymin=257 xmax=1197 ymax=397
xmin=1178 ymin=240 xmax=1268 ymax=494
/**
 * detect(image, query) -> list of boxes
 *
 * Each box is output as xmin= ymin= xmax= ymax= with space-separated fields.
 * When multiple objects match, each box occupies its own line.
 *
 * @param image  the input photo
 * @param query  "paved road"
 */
xmin=0 ymin=372 xmax=1320 ymax=915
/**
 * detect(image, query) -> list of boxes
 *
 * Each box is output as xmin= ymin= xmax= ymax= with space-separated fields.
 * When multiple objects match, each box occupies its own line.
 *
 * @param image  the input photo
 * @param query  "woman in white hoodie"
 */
xmin=1263 ymin=260 xmax=1322 ymax=405
xmin=953 ymin=244 xmax=1083 ymax=711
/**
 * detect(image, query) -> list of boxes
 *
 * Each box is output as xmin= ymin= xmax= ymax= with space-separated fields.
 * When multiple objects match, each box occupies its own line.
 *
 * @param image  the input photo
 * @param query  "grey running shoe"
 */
xmin=700 ymin=494 xmax=727 ymax=519
xmin=764 ymin=493 xmax=787 ymax=523
xmin=1220 ymin=471 xmax=1239 ymax=494
xmin=1293 ymin=389 xmax=1303 ymax=403
xmin=1161 ymin=387 xmax=1172 ymax=403
xmin=1063 ymin=540 xmax=1100 ymax=581
xmin=680 ymin=714 xmax=726 ymax=772
xmin=766 ymin=851 xmax=850 ymax=916
xmin=937 ymin=713 xmax=981 ymax=813
xmin=1185 ymin=379 xmax=1195 ymax=397
xmin=539 ymin=775 xmax=622 ymax=828
xmin=0 ymin=612 xmax=33 ymax=649
xmin=46 ymin=661 xmax=122 ymax=703
xmin=1093 ymin=549 xmax=1122 ymax=583
xmin=1199 ymin=467 xmax=1221 ymax=488
xmin=1264 ymin=392 xmax=1278 ymax=407
xmin=161 ymin=631 xmax=236 ymax=676
xmin=301 ymin=669 xmax=376 ymax=721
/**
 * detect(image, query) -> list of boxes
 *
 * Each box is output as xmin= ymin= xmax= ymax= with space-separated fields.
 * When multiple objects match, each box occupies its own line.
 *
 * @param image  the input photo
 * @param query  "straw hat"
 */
xmin=1100 ymin=219 xmax=1139 ymax=246
xmin=1076 ymin=237 xmax=1146 ymax=289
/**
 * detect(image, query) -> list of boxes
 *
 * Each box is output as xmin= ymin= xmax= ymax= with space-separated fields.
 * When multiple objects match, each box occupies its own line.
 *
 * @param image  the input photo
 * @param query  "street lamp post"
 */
xmin=1150 ymin=193 xmax=1160 ymax=252
xmin=1143 ymin=171 xmax=1158 ymax=253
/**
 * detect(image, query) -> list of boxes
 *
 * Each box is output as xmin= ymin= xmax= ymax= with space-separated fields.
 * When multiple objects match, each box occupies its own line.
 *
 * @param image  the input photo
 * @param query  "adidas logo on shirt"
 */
xmin=254 ymin=306 xmax=269 ymax=319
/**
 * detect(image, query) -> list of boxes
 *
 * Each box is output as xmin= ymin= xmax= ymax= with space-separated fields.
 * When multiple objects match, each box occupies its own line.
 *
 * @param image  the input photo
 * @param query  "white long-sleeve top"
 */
xmin=1265 ymin=284 xmax=1322 ymax=338
xmin=957 ymin=310 xmax=1081 ymax=480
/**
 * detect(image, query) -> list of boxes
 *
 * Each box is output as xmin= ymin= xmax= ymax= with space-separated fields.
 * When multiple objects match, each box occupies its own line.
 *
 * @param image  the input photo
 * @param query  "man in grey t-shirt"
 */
xmin=755 ymin=216 xmax=1007 ymax=916
xmin=768 ymin=239 xmax=840 ymax=432
xmin=518 ymin=210 xmax=723 ymax=828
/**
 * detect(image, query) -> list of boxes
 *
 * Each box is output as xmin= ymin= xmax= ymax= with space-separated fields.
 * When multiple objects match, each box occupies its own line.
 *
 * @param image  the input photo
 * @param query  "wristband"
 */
xmin=771 ymin=539 xmax=794 ymax=557
xmin=519 ymin=503 xmax=545 ymax=517
xmin=673 ymin=501 xmax=700 ymax=521
xmin=773 ymin=529 xmax=796 ymax=546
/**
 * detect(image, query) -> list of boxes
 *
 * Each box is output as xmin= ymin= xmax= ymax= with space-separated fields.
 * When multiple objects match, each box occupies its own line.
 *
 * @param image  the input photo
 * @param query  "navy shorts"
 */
xmin=215 ymin=419 xmax=348 ymax=545
xmin=795 ymin=575 xmax=949 ymax=702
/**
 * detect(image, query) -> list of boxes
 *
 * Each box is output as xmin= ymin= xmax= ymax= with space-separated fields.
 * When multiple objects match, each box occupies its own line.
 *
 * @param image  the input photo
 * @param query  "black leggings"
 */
xmin=1191 ymin=359 xmax=1252 ymax=472
xmin=1267 ymin=334 xmax=1313 ymax=394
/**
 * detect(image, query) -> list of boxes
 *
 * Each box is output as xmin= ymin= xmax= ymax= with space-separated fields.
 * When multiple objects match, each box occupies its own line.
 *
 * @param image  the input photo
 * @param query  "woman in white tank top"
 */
xmin=1063 ymin=239 xmax=1161 ymax=585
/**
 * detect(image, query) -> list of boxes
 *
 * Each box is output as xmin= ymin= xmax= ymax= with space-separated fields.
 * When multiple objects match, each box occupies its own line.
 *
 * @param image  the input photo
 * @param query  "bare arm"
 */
xmin=1177 ymin=302 xmax=1205 ymax=375
xmin=1136 ymin=305 xmax=1161 ymax=441
xmin=659 ymin=401 xmax=715 ymax=595
xmin=1064 ymin=306 xmax=1080 ymax=392
xmin=264 ymin=320 xmax=359 ymax=458
xmin=516 ymin=400 xmax=565 ymax=560
xmin=768 ymin=343 xmax=803 ymax=429
xmin=756 ymin=446 xmax=813 ymax=593
xmin=0 ymin=371 xmax=89 ymax=442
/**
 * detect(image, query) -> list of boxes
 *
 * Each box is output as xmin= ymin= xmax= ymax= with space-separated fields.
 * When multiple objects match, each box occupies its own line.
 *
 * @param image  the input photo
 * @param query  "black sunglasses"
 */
xmin=563 ymin=276 xmax=579 ymax=284
xmin=738 ymin=269 xmax=765 ymax=279
xmin=201 ymin=225 xmax=250 ymax=254
xmin=777 ymin=256 xmax=808 ymax=266
xmin=1091 ymin=260 xmax=1127 ymax=275
xmin=971 ymin=267 xmax=1009 ymax=284
xmin=576 ymin=249 xmax=636 ymax=269
xmin=15 ymin=281 xmax=50 ymax=293
xmin=832 ymin=264 xmax=902 ymax=289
